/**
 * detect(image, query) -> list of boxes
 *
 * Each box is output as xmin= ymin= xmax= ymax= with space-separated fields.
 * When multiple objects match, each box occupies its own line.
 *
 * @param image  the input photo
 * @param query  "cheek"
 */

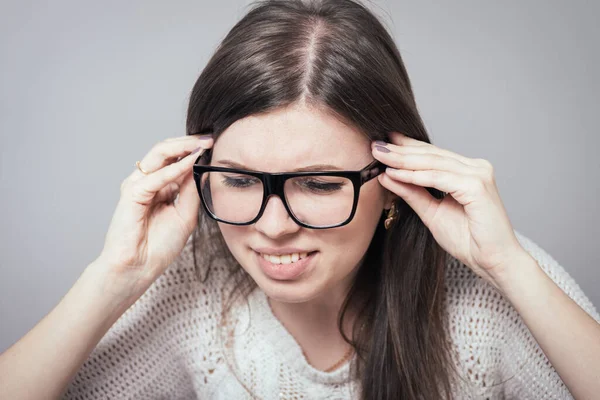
xmin=217 ymin=224 xmax=248 ymax=260
xmin=320 ymin=185 xmax=385 ymax=265
xmin=350 ymin=183 xmax=386 ymax=236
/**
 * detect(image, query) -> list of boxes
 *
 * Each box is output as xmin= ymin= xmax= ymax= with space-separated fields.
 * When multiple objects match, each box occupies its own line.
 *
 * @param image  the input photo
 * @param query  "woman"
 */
xmin=1 ymin=0 xmax=598 ymax=399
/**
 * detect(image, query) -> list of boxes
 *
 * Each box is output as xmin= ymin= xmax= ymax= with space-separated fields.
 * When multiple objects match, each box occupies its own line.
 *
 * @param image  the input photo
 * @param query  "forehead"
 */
xmin=212 ymin=103 xmax=372 ymax=171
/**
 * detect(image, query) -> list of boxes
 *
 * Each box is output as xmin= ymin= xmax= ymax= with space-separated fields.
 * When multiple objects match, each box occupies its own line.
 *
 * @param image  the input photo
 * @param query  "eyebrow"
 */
xmin=215 ymin=159 xmax=343 ymax=172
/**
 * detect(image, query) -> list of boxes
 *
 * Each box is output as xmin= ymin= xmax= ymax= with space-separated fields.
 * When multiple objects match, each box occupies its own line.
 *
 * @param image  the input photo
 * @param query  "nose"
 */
xmin=254 ymin=195 xmax=301 ymax=238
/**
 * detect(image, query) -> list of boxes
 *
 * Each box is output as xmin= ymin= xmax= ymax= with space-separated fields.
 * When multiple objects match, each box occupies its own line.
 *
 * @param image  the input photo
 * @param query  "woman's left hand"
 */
xmin=372 ymin=131 xmax=527 ymax=288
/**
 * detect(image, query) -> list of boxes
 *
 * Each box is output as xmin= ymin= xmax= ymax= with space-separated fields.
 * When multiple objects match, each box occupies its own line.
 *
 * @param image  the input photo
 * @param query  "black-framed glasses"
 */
xmin=192 ymin=155 xmax=386 ymax=229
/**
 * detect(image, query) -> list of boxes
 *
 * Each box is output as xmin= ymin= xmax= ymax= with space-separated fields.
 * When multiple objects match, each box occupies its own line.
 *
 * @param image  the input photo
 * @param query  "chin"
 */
xmin=263 ymin=285 xmax=325 ymax=304
xmin=246 ymin=262 xmax=327 ymax=303
xmin=255 ymin=272 xmax=321 ymax=301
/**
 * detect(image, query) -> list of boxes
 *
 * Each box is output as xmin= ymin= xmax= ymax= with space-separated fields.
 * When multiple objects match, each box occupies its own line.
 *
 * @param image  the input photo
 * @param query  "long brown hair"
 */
xmin=186 ymin=0 xmax=459 ymax=398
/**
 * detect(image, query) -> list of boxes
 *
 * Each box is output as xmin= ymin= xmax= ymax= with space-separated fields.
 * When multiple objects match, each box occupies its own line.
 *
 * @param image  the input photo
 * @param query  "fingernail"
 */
xmin=375 ymin=145 xmax=390 ymax=153
xmin=375 ymin=140 xmax=387 ymax=146
xmin=197 ymin=134 xmax=213 ymax=140
xmin=191 ymin=146 xmax=202 ymax=154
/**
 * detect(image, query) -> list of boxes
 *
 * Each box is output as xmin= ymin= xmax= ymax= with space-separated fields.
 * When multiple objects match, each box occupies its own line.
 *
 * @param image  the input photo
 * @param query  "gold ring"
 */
xmin=135 ymin=160 xmax=150 ymax=175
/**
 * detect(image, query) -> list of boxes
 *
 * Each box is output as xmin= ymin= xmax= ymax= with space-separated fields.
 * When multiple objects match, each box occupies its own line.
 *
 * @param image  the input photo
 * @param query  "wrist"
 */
xmin=489 ymin=249 xmax=542 ymax=298
xmin=83 ymin=259 xmax=150 ymax=312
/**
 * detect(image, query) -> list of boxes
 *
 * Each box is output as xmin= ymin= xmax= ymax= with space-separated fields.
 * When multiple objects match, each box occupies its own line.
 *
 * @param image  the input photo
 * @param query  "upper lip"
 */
xmin=253 ymin=247 xmax=315 ymax=256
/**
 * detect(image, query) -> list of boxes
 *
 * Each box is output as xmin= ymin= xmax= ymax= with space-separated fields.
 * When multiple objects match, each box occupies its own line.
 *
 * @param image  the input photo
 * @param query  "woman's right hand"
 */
xmin=95 ymin=133 xmax=214 ymax=300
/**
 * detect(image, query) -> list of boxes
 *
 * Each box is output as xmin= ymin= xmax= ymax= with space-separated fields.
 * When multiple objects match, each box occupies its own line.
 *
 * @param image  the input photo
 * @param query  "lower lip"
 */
xmin=255 ymin=251 xmax=316 ymax=281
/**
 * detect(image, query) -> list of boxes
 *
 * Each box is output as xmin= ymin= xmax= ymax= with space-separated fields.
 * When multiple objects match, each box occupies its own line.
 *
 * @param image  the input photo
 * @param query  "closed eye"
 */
xmin=295 ymin=178 xmax=346 ymax=193
xmin=222 ymin=176 xmax=260 ymax=188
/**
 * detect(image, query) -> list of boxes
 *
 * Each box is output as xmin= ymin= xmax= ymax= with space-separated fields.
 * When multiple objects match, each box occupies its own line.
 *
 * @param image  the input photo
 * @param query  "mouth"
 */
xmin=255 ymin=251 xmax=315 ymax=265
xmin=253 ymin=250 xmax=318 ymax=281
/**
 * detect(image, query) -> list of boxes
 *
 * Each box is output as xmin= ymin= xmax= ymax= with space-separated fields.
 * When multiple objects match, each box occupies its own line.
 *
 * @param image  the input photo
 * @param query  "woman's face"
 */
xmin=211 ymin=102 xmax=394 ymax=303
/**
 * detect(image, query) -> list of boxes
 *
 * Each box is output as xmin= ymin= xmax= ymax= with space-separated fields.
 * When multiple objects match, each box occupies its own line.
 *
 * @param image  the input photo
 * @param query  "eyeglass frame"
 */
xmin=192 ymin=154 xmax=387 ymax=229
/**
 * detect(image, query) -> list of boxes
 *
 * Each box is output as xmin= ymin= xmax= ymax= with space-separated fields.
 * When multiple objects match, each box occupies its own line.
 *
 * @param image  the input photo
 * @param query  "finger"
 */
xmin=127 ymin=148 xmax=205 ymax=205
xmin=155 ymin=181 xmax=180 ymax=204
xmin=383 ymin=167 xmax=483 ymax=205
xmin=388 ymin=131 xmax=455 ymax=152
xmin=387 ymin=131 xmax=430 ymax=147
xmin=373 ymin=140 xmax=481 ymax=168
xmin=132 ymin=134 xmax=213 ymax=180
xmin=164 ymin=134 xmax=210 ymax=143
xmin=378 ymin=173 xmax=439 ymax=227
xmin=174 ymin=168 xmax=200 ymax=228
xmin=372 ymin=145 xmax=476 ymax=175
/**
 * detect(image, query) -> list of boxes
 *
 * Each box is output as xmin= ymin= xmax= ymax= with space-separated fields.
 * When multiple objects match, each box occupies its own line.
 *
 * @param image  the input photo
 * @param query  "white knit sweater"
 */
xmin=63 ymin=231 xmax=599 ymax=399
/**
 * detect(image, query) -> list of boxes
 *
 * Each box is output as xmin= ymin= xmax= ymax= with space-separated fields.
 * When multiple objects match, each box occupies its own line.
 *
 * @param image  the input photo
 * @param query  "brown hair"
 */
xmin=186 ymin=0 xmax=459 ymax=398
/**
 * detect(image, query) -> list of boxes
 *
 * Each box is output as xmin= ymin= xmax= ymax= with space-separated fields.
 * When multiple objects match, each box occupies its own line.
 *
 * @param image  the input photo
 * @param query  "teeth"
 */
xmin=260 ymin=252 xmax=309 ymax=265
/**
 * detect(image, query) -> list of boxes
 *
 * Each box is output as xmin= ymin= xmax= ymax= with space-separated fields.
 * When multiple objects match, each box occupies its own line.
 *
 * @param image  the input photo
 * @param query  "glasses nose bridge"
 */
xmin=259 ymin=173 xmax=296 ymax=224
xmin=263 ymin=173 xmax=287 ymax=201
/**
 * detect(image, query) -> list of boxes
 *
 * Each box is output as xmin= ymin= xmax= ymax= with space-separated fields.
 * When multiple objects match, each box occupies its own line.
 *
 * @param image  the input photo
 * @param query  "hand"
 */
xmin=372 ymin=131 xmax=525 ymax=287
xmin=96 ymin=134 xmax=213 ymax=299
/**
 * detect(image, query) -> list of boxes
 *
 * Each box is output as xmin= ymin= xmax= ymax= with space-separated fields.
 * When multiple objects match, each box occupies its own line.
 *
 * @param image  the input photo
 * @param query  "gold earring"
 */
xmin=384 ymin=202 xmax=398 ymax=230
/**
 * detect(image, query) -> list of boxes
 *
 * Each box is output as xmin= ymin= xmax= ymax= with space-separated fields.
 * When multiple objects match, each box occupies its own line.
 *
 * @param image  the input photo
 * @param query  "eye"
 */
xmin=296 ymin=178 xmax=345 ymax=193
xmin=222 ymin=175 xmax=260 ymax=188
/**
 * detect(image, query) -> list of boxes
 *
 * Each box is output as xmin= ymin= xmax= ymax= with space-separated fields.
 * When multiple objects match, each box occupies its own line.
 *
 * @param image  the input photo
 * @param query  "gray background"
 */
xmin=0 ymin=0 xmax=598 ymax=353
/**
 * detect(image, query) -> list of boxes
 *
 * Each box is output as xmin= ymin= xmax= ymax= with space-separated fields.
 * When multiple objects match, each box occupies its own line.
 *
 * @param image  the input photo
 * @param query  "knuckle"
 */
xmin=130 ymin=184 xmax=152 ymax=201
xmin=150 ymin=142 xmax=169 ymax=157
xmin=430 ymin=170 xmax=443 ymax=183
xmin=474 ymin=158 xmax=495 ymax=183
xmin=396 ymin=156 xmax=408 ymax=169
xmin=485 ymin=168 xmax=495 ymax=183
xmin=475 ymin=158 xmax=493 ymax=170
xmin=433 ymin=154 xmax=447 ymax=169
xmin=471 ymin=178 xmax=487 ymax=193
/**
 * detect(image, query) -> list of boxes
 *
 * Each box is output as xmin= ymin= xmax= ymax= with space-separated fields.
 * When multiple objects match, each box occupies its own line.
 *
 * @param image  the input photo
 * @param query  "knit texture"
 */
xmin=63 ymin=230 xmax=599 ymax=399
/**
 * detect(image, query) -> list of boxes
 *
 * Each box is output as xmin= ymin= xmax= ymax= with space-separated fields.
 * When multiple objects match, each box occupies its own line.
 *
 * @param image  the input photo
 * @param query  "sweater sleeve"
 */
xmin=500 ymin=230 xmax=600 ymax=399
xmin=62 ymin=236 xmax=205 ymax=400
